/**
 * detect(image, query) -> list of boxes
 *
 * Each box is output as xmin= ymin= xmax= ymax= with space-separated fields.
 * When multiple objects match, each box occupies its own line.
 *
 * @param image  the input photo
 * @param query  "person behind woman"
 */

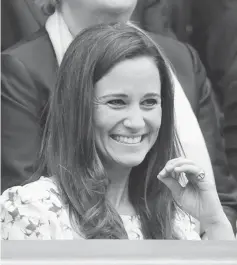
xmin=1 ymin=23 xmax=234 ymax=240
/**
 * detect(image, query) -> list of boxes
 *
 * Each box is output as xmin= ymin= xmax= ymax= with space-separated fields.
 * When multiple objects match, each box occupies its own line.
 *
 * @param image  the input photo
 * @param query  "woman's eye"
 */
xmin=142 ymin=99 xmax=158 ymax=107
xmin=107 ymin=99 xmax=126 ymax=106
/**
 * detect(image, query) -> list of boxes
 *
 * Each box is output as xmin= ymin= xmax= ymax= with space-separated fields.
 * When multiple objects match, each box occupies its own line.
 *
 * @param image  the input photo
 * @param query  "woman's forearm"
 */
xmin=202 ymin=215 xmax=235 ymax=240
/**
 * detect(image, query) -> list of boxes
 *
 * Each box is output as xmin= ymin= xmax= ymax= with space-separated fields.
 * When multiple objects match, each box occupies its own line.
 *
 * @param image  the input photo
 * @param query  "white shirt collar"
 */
xmin=46 ymin=11 xmax=73 ymax=65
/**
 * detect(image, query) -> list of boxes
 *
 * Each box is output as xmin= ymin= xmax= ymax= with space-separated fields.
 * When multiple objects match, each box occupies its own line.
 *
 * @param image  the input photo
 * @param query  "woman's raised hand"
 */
xmin=157 ymin=157 xmax=233 ymax=235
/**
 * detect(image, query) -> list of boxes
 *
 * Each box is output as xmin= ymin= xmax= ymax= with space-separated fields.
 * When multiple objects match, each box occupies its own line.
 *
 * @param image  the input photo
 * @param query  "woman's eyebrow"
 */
xmin=143 ymin=93 xmax=161 ymax=98
xmin=99 ymin=94 xmax=129 ymax=99
xmin=99 ymin=93 xmax=161 ymax=100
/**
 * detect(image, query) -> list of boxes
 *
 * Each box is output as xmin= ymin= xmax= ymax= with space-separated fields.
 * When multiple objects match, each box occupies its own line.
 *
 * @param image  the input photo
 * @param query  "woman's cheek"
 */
xmin=94 ymin=105 xmax=126 ymax=129
xmin=146 ymin=106 xmax=162 ymax=131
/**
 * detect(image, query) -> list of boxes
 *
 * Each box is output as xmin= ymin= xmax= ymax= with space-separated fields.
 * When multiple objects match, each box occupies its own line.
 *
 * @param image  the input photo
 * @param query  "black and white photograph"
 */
xmin=1 ymin=0 xmax=237 ymax=264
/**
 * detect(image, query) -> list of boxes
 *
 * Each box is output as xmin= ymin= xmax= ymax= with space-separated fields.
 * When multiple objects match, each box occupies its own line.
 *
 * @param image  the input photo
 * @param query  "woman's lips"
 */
xmin=110 ymin=134 xmax=147 ymax=144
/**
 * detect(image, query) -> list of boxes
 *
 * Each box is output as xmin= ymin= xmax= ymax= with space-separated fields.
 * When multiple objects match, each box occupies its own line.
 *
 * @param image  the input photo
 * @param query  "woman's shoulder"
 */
xmin=0 ymin=177 xmax=74 ymax=240
xmin=1 ymin=177 xmax=60 ymax=205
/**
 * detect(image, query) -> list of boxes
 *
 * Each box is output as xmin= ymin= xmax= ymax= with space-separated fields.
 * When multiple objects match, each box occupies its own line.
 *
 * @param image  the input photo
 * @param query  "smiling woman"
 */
xmin=0 ymin=23 xmax=234 ymax=240
xmin=40 ymin=23 xmax=179 ymax=239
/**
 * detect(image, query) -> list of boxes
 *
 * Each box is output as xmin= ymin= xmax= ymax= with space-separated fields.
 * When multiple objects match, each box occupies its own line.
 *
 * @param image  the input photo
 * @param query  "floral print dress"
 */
xmin=0 ymin=177 xmax=200 ymax=240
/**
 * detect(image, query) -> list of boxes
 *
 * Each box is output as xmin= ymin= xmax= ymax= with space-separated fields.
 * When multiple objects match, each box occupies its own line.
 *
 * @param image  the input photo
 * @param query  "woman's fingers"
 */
xmin=174 ymin=165 xmax=204 ymax=181
xmin=158 ymin=157 xmax=198 ymax=178
xmin=157 ymin=170 xmax=184 ymax=197
xmin=174 ymin=164 xmax=215 ymax=189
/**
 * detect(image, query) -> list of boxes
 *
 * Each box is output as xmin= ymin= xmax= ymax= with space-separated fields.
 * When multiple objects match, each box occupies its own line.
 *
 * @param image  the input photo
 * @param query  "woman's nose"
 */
xmin=123 ymin=109 xmax=145 ymax=130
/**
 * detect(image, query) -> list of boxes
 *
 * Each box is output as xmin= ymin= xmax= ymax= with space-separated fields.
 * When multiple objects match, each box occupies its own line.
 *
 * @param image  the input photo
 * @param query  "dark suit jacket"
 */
xmin=1 ymin=0 xmax=47 ymax=51
xmin=205 ymin=7 xmax=237 ymax=185
xmin=2 ymin=28 xmax=237 ymax=231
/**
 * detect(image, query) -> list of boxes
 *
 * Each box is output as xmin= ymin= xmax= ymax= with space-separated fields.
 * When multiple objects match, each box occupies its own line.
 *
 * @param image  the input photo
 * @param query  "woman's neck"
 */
xmin=105 ymin=165 xmax=134 ymax=215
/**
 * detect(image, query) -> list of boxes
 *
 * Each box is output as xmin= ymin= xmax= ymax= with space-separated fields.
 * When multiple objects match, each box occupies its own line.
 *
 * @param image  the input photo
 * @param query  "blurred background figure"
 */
xmin=190 ymin=0 xmax=237 ymax=185
xmin=1 ymin=0 xmax=47 ymax=51
xmin=131 ymin=0 xmax=192 ymax=42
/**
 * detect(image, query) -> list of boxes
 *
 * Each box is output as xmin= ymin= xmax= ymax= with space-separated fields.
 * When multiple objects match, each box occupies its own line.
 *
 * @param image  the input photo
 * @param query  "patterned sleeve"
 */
xmin=174 ymin=208 xmax=201 ymax=240
xmin=0 ymin=179 xmax=74 ymax=240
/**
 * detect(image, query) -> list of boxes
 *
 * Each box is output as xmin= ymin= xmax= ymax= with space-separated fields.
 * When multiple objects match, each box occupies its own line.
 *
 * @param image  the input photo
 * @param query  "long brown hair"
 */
xmin=39 ymin=23 xmax=183 ymax=239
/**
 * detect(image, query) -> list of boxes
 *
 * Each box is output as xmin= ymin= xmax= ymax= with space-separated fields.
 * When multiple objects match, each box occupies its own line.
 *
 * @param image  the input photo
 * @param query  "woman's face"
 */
xmin=94 ymin=56 xmax=162 ymax=169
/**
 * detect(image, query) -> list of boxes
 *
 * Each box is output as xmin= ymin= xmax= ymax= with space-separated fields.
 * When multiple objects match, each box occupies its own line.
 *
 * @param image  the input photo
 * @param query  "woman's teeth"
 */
xmin=112 ymin=135 xmax=142 ymax=144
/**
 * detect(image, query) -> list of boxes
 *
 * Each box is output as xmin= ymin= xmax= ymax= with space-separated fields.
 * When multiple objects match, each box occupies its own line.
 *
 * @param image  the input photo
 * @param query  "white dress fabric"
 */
xmin=0 ymin=177 xmax=200 ymax=240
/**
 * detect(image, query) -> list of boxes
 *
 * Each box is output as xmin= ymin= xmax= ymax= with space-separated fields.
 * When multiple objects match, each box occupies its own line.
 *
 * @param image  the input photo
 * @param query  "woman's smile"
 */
xmin=110 ymin=134 xmax=145 ymax=145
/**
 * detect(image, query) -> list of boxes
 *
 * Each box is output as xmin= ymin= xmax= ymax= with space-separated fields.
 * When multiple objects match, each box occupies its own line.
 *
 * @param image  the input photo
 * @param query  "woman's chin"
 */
xmin=115 ymin=156 xmax=145 ymax=168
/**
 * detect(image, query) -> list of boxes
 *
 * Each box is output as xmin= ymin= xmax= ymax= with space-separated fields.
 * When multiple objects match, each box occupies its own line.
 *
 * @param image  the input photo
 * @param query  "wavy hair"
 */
xmin=39 ymin=23 xmax=184 ymax=239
